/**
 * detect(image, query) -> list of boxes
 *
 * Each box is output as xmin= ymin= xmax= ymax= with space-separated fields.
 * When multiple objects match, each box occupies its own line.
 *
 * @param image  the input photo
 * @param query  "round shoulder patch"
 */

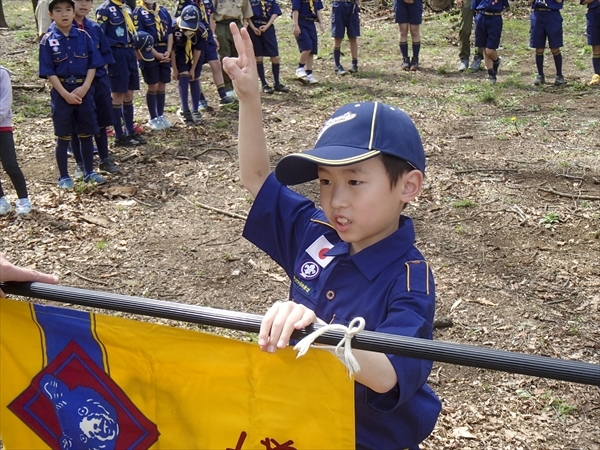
xmin=297 ymin=260 xmax=321 ymax=280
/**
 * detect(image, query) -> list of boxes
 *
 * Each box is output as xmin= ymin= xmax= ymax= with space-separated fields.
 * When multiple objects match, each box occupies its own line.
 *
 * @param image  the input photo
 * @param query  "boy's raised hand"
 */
xmin=258 ymin=301 xmax=317 ymax=353
xmin=222 ymin=23 xmax=259 ymax=99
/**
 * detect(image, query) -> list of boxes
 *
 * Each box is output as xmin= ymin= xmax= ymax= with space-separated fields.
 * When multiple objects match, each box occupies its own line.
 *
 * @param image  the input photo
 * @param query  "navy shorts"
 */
xmin=201 ymin=31 xmax=220 ymax=64
xmin=108 ymin=46 xmax=140 ymax=93
xmin=530 ymin=10 xmax=563 ymax=48
xmin=92 ymin=74 xmax=114 ymax=128
xmin=475 ymin=13 xmax=503 ymax=50
xmin=332 ymin=1 xmax=360 ymax=38
xmin=296 ymin=18 xmax=318 ymax=54
xmin=249 ymin=23 xmax=280 ymax=57
xmin=175 ymin=51 xmax=204 ymax=78
xmin=140 ymin=59 xmax=172 ymax=85
xmin=394 ymin=0 xmax=423 ymax=25
xmin=51 ymin=84 xmax=99 ymax=137
xmin=587 ymin=7 xmax=600 ymax=46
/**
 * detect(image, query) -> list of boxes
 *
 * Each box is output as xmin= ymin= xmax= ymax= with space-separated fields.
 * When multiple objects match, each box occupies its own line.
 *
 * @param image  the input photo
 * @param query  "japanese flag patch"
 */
xmin=305 ymin=235 xmax=334 ymax=268
xmin=49 ymin=39 xmax=59 ymax=46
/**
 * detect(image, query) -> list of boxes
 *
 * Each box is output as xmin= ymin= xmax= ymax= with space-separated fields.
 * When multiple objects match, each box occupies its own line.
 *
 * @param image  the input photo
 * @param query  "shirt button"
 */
xmin=325 ymin=290 xmax=335 ymax=301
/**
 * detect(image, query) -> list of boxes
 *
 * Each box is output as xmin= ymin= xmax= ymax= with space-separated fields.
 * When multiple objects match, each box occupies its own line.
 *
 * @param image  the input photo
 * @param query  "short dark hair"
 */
xmin=380 ymin=153 xmax=416 ymax=188
xmin=49 ymin=0 xmax=75 ymax=12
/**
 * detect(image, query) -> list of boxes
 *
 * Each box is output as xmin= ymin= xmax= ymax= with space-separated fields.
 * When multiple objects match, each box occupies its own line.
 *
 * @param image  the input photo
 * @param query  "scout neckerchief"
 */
xmin=178 ymin=19 xmax=194 ymax=63
xmin=260 ymin=0 xmax=267 ymax=19
xmin=112 ymin=0 xmax=136 ymax=37
xmin=138 ymin=0 xmax=164 ymax=41
xmin=308 ymin=0 xmax=315 ymax=15
xmin=196 ymin=0 xmax=208 ymax=24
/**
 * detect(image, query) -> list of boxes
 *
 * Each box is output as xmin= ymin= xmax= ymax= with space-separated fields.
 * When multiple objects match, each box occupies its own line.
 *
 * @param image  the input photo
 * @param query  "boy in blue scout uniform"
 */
xmin=292 ymin=0 xmax=325 ymax=84
xmin=133 ymin=0 xmax=174 ymax=130
xmin=394 ymin=0 xmax=423 ymax=71
xmin=171 ymin=5 xmax=208 ymax=124
xmin=247 ymin=0 xmax=289 ymax=93
xmin=331 ymin=0 xmax=360 ymax=75
xmin=528 ymin=0 xmax=564 ymax=86
xmin=472 ymin=0 xmax=509 ymax=83
xmin=39 ymin=0 xmax=107 ymax=189
xmin=582 ymin=0 xmax=600 ymax=85
xmin=223 ymin=25 xmax=441 ymax=450
xmin=174 ymin=0 xmax=236 ymax=108
xmin=96 ymin=0 xmax=147 ymax=146
xmin=70 ymin=0 xmax=121 ymax=178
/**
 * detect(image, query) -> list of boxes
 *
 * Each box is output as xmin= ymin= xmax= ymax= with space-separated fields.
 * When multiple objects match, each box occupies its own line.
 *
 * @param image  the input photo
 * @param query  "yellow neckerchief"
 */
xmin=138 ymin=0 xmax=164 ymax=41
xmin=260 ymin=0 xmax=267 ymax=19
xmin=112 ymin=0 xmax=136 ymax=36
xmin=178 ymin=20 xmax=194 ymax=63
xmin=196 ymin=0 xmax=208 ymax=23
xmin=309 ymin=0 xmax=315 ymax=15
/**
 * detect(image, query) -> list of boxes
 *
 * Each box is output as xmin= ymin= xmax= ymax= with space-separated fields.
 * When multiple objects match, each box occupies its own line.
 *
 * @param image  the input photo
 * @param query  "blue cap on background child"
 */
xmin=132 ymin=31 xmax=155 ymax=62
xmin=178 ymin=5 xmax=200 ymax=30
xmin=275 ymin=102 xmax=425 ymax=186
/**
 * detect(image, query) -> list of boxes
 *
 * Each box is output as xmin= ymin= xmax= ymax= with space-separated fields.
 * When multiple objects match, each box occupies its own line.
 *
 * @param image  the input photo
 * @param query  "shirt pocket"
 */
xmin=52 ymin=51 xmax=68 ymax=63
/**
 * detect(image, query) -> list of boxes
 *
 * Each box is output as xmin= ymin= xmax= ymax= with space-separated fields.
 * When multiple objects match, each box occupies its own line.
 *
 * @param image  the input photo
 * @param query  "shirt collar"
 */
xmin=325 ymin=216 xmax=416 ymax=280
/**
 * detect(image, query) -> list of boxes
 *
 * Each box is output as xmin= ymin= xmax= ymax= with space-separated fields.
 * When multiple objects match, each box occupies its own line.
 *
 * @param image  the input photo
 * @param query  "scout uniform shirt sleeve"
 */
xmin=39 ymin=33 xmax=58 ymax=78
xmin=242 ymin=173 xmax=323 ymax=279
xmin=270 ymin=0 xmax=283 ymax=17
xmin=242 ymin=0 xmax=254 ymax=18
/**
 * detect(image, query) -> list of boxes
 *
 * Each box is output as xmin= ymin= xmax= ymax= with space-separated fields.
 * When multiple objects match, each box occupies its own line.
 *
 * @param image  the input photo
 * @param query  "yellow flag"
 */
xmin=0 ymin=297 xmax=354 ymax=449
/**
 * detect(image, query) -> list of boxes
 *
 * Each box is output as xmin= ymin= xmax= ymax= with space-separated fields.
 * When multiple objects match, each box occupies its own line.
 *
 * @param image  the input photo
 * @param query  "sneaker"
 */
xmin=410 ymin=58 xmax=419 ymax=72
xmin=262 ymin=84 xmax=275 ymax=94
xmin=114 ymin=135 xmax=139 ymax=147
xmin=15 ymin=198 xmax=32 ymax=215
xmin=295 ymin=67 xmax=308 ymax=79
xmin=348 ymin=64 xmax=358 ymax=74
xmin=219 ymin=96 xmax=236 ymax=107
xmin=470 ymin=56 xmax=483 ymax=71
xmin=158 ymin=115 xmax=172 ymax=129
xmin=554 ymin=75 xmax=565 ymax=86
xmin=274 ymin=83 xmax=289 ymax=92
xmin=401 ymin=57 xmax=410 ymax=71
xmin=534 ymin=74 xmax=545 ymax=85
xmin=130 ymin=132 xmax=147 ymax=145
xmin=147 ymin=117 xmax=162 ymax=130
xmin=305 ymin=73 xmax=319 ymax=84
xmin=335 ymin=65 xmax=347 ymax=76
xmin=192 ymin=111 xmax=202 ymax=124
xmin=58 ymin=176 xmax=74 ymax=190
xmin=0 ymin=197 xmax=11 ymax=215
xmin=492 ymin=56 xmax=502 ymax=74
xmin=106 ymin=127 xmax=115 ymax=138
xmin=84 ymin=172 xmax=107 ymax=184
xmin=488 ymin=74 xmax=497 ymax=83
xmin=180 ymin=109 xmax=195 ymax=125
xmin=198 ymin=100 xmax=209 ymax=112
xmin=99 ymin=158 xmax=121 ymax=174
xmin=133 ymin=124 xmax=145 ymax=135
xmin=225 ymin=90 xmax=237 ymax=99
xmin=590 ymin=74 xmax=600 ymax=85
xmin=73 ymin=163 xmax=84 ymax=180
xmin=458 ymin=58 xmax=469 ymax=72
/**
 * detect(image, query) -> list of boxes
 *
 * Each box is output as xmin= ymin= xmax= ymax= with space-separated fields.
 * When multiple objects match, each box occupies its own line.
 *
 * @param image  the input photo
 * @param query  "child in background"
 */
xmin=472 ymin=0 xmax=509 ymax=82
xmin=172 ymin=5 xmax=208 ymax=124
xmin=394 ymin=0 xmax=423 ymax=71
xmin=331 ymin=0 xmax=360 ymax=75
xmin=223 ymin=24 xmax=441 ymax=449
xmin=134 ymin=0 xmax=174 ymax=130
xmin=528 ymin=0 xmax=564 ymax=86
xmin=39 ymin=0 xmax=106 ymax=188
xmin=0 ymin=65 xmax=32 ymax=215
xmin=71 ymin=0 xmax=121 ymax=177
xmin=247 ymin=0 xmax=289 ymax=93
xmin=581 ymin=0 xmax=600 ymax=85
xmin=292 ymin=0 xmax=325 ymax=84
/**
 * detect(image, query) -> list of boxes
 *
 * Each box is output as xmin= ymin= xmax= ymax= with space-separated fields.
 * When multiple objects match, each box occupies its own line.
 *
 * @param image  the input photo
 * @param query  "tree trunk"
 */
xmin=427 ymin=0 xmax=454 ymax=12
xmin=32 ymin=0 xmax=39 ymax=29
xmin=0 ymin=0 xmax=8 ymax=29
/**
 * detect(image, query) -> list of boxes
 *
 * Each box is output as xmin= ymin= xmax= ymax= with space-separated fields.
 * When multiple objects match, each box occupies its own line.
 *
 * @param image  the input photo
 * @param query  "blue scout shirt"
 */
xmin=243 ymin=174 xmax=441 ymax=449
xmin=133 ymin=3 xmax=173 ymax=46
xmin=173 ymin=0 xmax=213 ymax=24
xmin=73 ymin=17 xmax=115 ymax=78
xmin=249 ymin=0 xmax=282 ymax=23
xmin=291 ymin=0 xmax=323 ymax=19
xmin=39 ymin=24 xmax=105 ymax=80
xmin=471 ymin=0 xmax=509 ymax=12
xmin=96 ymin=0 xmax=135 ymax=47
xmin=530 ymin=0 xmax=562 ymax=9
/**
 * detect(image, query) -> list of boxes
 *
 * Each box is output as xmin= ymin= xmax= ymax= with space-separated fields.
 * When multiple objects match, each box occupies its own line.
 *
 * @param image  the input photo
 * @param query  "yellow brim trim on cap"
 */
xmin=291 ymin=150 xmax=381 ymax=166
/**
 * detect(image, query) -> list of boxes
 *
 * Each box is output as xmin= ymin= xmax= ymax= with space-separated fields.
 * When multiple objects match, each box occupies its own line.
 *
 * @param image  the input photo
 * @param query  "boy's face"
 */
xmin=73 ymin=0 xmax=92 ymax=18
xmin=49 ymin=3 xmax=75 ymax=29
xmin=317 ymin=156 xmax=421 ymax=254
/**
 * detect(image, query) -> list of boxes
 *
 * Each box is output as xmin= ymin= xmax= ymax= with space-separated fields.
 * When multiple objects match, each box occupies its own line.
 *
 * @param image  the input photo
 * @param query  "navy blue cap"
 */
xmin=275 ymin=102 xmax=425 ymax=186
xmin=178 ymin=5 xmax=200 ymax=31
xmin=132 ymin=31 xmax=154 ymax=62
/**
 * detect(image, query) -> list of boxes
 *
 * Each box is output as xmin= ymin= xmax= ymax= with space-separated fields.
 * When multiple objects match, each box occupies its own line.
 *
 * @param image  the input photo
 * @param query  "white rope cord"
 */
xmin=293 ymin=317 xmax=366 ymax=377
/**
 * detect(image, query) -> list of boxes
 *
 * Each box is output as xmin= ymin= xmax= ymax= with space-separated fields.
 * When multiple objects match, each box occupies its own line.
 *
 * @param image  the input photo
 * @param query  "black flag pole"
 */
xmin=2 ymin=282 xmax=599 ymax=386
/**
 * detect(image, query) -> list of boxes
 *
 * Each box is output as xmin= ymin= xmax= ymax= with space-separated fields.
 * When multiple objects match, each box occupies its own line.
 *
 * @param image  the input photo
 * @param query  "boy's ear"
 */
xmin=399 ymin=169 xmax=423 ymax=203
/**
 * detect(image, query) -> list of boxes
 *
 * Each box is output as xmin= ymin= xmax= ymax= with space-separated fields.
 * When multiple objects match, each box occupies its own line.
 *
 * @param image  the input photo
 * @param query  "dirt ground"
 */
xmin=1 ymin=3 xmax=599 ymax=449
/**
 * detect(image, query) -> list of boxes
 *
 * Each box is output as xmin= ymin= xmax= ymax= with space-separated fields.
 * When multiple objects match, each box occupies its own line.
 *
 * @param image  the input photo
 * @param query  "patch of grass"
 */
xmin=551 ymin=399 xmax=576 ymax=417
xmin=539 ymin=212 xmax=561 ymax=227
xmin=452 ymin=199 xmax=477 ymax=208
xmin=479 ymin=87 xmax=497 ymax=104
xmin=97 ymin=239 xmax=109 ymax=250
xmin=214 ymin=120 xmax=229 ymax=129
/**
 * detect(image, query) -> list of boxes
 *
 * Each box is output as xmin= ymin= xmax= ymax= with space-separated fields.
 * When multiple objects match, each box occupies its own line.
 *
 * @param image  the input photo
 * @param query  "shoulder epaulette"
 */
xmin=309 ymin=218 xmax=335 ymax=230
xmin=404 ymin=260 xmax=431 ymax=295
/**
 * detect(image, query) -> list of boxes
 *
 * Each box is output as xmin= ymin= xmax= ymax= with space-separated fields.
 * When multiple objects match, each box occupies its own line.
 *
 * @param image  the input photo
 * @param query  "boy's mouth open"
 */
xmin=334 ymin=216 xmax=351 ymax=231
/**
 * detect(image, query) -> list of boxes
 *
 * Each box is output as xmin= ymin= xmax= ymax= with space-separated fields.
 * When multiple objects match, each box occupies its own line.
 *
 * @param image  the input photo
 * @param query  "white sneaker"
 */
xmin=305 ymin=73 xmax=319 ymax=84
xmin=225 ymin=90 xmax=237 ymax=99
xmin=158 ymin=116 xmax=172 ymax=129
xmin=0 ymin=197 xmax=12 ymax=215
xmin=147 ymin=117 xmax=162 ymax=130
xmin=295 ymin=67 xmax=307 ymax=79
xmin=15 ymin=198 xmax=32 ymax=215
